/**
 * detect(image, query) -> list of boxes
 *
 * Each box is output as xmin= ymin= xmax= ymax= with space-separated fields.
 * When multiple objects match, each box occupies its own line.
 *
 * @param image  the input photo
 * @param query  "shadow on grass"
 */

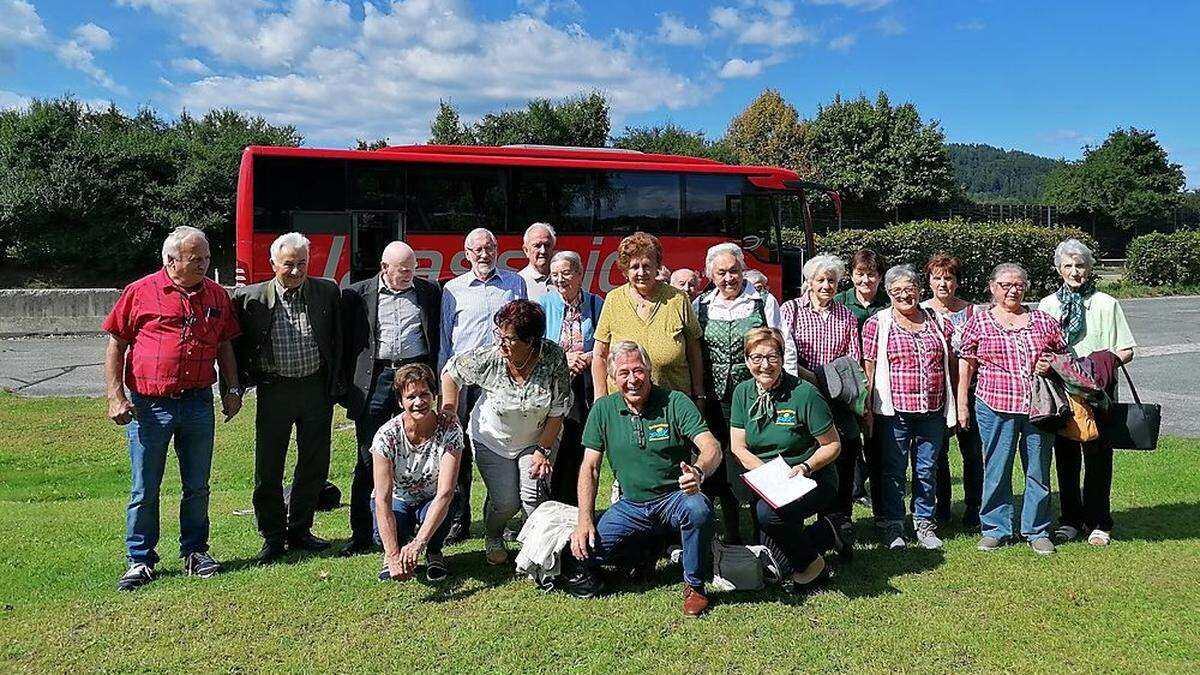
xmin=1107 ymin=502 xmax=1200 ymax=542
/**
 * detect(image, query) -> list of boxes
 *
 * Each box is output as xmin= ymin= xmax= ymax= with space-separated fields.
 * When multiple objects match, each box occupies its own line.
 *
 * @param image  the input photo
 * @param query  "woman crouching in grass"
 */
xmin=371 ymin=363 xmax=463 ymax=582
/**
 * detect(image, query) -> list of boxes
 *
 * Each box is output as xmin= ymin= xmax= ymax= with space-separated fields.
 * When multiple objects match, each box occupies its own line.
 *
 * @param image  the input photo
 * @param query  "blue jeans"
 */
xmin=371 ymin=493 xmax=459 ymax=555
xmin=125 ymin=388 xmax=215 ymax=565
xmin=590 ymin=490 xmax=713 ymax=587
xmin=975 ymin=400 xmax=1054 ymax=541
xmin=877 ymin=412 xmax=945 ymax=525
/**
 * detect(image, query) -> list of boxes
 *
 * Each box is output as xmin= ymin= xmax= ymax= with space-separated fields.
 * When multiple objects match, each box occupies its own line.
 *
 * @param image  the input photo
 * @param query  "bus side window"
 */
xmin=407 ymin=164 xmax=506 ymax=233
xmin=684 ymin=174 xmax=745 ymax=236
xmin=512 ymin=169 xmax=594 ymax=234
xmin=595 ymin=171 xmax=680 ymax=235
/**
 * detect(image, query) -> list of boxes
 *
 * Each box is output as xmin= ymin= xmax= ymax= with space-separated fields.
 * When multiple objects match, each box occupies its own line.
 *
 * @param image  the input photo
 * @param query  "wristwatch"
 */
xmin=533 ymin=444 xmax=551 ymax=459
xmin=690 ymin=463 xmax=707 ymax=483
xmin=227 ymin=385 xmax=245 ymax=398
xmin=799 ymin=461 xmax=813 ymax=477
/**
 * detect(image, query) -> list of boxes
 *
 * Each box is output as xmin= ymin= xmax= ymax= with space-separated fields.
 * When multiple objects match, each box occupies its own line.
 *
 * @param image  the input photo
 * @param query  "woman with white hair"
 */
xmin=862 ymin=265 xmax=956 ymax=550
xmin=538 ymin=250 xmax=604 ymax=505
xmin=958 ymin=263 xmax=1067 ymax=555
xmin=693 ymin=242 xmax=781 ymax=543
xmin=1037 ymin=238 xmax=1136 ymax=547
xmin=779 ymin=254 xmax=862 ymax=531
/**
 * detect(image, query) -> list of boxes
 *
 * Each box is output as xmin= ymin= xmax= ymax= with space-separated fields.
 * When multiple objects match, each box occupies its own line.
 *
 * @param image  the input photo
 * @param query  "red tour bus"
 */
xmin=235 ymin=144 xmax=825 ymax=298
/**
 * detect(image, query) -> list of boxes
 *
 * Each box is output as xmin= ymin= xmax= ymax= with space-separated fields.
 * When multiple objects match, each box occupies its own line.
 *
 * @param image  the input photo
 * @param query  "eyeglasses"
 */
xmin=887 ymin=286 xmax=918 ymax=298
xmin=492 ymin=329 xmax=525 ymax=347
xmin=467 ymin=245 xmax=497 ymax=255
xmin=996 ymin=281 xmax=1027 ymax=292
xmin=747 ymin=353 xmax=782 ymax=365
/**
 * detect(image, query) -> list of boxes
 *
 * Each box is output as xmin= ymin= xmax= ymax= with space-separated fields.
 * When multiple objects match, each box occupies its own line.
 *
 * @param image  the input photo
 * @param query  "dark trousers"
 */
xmin=1054 ymin=435 xmax=1114 ymax=532
xmin=751 ymin=481 xmax=837 ymax=573
xmin=700 ymin=397 xmax=744 ymax=542
xmin=933 ymin=424 xmax=984 ymax=522
xmin=254 ymin=373 xmax=334 ymax=545
xmin=827 ymin=403 xmax=862 ymax=516
xmin=551 ymin=417 xmax=585 ymax=505
xmin=349 ymin=363 xmax=403 ymax=545
xmin=451 ymin=384 xmax=483 ymax=531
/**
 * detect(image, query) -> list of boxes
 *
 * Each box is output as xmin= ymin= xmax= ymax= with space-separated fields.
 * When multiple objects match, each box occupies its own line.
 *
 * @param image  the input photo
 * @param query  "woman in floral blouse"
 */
xmin=958 ymin=263 xmax=1067 ymax=556
xmin=371 ymin=363 xmax=463 ymax=583
xmin=442 ymin=299 xmax=573 ymax=566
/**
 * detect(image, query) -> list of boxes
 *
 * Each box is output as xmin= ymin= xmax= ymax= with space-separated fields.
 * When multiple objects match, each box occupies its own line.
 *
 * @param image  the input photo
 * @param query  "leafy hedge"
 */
xmin=1125 ymin=231 xmax=1200 ymax=286
xmin=783 ymin=220 xmax=1096 ymax=301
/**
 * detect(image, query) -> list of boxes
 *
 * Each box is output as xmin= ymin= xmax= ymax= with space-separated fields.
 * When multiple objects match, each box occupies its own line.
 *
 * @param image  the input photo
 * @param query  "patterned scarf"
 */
xmin=749 ymin=379 xmax=779 ymax=423
xmin=1055 ymin=277 xmax=1096 ymax=344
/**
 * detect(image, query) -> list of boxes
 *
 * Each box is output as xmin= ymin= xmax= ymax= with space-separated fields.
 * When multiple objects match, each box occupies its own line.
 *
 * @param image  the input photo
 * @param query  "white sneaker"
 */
xmin=1087 ymin=529 xmax=1111 ymax=546
xmin=484 ymin=537 xmax=508 ymax=565
xmin=914 ymin=520 xmax=943 ymax=550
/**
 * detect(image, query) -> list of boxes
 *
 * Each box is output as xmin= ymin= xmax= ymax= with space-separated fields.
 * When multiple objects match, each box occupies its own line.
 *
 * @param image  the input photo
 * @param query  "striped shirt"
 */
xmin=780 ymin=294 xmax=861 ymax=376
xmin=958 ymin=308 xmax=1066 ymax=415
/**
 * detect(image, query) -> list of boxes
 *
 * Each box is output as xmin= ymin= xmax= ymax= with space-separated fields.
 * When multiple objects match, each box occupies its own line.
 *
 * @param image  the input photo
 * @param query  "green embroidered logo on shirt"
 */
xmin=646 ymin=423 xmax=670 ymax=443
xmin=774 ymin=408 xmax=797 ymax=426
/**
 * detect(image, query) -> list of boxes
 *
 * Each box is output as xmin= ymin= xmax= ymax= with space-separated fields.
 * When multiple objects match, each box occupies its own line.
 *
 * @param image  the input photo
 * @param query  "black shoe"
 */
xmin=962 ymin=511 xmax=981 ymax=531
xmin=338 ymin=539 xmax=376 ymax=557
xmin=826 ymin=513 xmax=855 ymax=563
xmin=425 ymin=553 xmax=448 ymax=583
xmin=183 ymin=551 xmax=222 ymax=578
xmin=287 ymin=533 xmax=331 ymax=552
xmin=117 ymin=562 xmax=155 ymax=591
xmin=443 ymin=520 xmax=468 ymax=546
xmin=257 ymin=542 xmax=287 ymax=565
xmin=561 ymin=555 xmax=602 ymax=599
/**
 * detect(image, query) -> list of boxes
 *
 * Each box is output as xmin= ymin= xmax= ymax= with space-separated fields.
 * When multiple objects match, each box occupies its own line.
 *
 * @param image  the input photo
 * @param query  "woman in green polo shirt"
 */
xmin=730 ymin=327 xmax=846 ymax=590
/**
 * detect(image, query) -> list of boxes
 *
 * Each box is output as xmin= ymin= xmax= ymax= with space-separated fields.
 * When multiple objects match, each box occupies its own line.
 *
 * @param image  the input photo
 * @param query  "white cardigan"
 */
xmin=871 ymin=308 xmax=957 ymax=428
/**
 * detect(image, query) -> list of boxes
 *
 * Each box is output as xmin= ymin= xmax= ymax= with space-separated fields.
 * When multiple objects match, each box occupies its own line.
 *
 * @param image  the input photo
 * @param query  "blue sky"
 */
xmin=2 ymin=0 xmax=1197 ymax=187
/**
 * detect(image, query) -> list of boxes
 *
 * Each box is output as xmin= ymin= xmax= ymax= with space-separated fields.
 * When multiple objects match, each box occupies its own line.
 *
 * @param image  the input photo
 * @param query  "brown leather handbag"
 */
xmin=1060 ymin=394 xmax=1099 ymax=442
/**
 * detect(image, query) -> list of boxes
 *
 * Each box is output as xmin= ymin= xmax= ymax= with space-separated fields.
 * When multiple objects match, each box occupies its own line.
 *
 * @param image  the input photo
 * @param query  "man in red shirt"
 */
xmin=103 ymin=226 xmax=242 ymax=591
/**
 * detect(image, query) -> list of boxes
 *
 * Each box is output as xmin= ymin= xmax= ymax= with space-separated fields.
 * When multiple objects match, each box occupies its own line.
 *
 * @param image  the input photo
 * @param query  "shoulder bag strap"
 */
xmin=1118 ymin=361 xmax=1144 ymax=408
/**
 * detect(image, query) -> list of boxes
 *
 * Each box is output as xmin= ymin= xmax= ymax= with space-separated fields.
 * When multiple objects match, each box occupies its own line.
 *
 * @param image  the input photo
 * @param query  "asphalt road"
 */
xmin=3 ymin=296 xmax=1198 ymax=437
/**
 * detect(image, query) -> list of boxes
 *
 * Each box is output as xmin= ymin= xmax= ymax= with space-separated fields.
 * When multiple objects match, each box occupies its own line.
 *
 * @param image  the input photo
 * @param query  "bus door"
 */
xmin=732 ymin=194 xmax=782 ymax=264
xmin=349 ymin=210 xmax=403 ymax=283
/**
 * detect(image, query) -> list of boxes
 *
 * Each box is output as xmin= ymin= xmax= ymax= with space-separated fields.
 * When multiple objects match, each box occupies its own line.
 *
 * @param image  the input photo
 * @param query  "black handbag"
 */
xmin=1098 ymin=364 xmax=1161 ymax=450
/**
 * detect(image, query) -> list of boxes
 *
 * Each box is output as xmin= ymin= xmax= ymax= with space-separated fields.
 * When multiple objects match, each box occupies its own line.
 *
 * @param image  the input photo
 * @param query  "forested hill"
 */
xmin=947 ymin=143 xmax=1066 ymax=203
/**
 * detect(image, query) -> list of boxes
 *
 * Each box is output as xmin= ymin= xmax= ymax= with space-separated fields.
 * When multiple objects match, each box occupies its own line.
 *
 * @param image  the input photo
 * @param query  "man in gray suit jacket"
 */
xmin=231 ymin=232 xmax=344 ymax=565
xmin=339 ymin=241 xmax=441 ymax=555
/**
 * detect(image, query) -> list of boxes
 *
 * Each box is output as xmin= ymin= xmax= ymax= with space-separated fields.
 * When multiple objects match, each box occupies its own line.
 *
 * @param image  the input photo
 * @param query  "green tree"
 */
xmin=611 ymin=123 xmax=735 ymax=162
xmin=432 ymin=92 xmax=610 ymax=147
xmin=806 ymin=92 xmax=957 ymax=217
xmin=355 ymin=138 xmax=389 ymax=150
xmin=1042 ymin=127 xmax=1185 ymax=230
xmin=428 ymin=99 xmax=475 ymax=144
xmin=724 ymin=89 xmax=811 ymax=174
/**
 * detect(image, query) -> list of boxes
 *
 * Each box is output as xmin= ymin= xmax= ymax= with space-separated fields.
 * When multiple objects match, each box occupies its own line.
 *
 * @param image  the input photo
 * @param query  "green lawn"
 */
xmin=1 ymin=392 xmax=1197 ymax=673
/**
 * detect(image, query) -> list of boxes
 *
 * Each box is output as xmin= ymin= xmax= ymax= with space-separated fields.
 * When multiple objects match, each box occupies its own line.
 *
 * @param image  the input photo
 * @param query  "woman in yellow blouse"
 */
xmin=591 ymin=232 xmax=704 ymax=402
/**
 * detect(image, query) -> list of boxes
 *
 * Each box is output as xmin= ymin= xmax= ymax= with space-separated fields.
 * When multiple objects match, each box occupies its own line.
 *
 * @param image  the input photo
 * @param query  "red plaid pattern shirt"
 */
xmin=958 ymin=308 xmax=1066 ymax=415
xmin=780 ymin=294 xmax=860 ymax=375
xmin=103 ymin=269 xmax=241 ymax=397
xmin=862 ymin=311 xmax=955 ymax=413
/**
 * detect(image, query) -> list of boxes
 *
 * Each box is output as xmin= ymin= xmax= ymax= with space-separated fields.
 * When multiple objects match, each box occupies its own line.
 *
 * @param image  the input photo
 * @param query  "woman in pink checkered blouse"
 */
xmin=957 ymin=263 xmax=1067 ymax=556
xmin=779 ymin=254 xmax=863 ymax=526
xmin=862 ymin=265 xmax=957 ymax=551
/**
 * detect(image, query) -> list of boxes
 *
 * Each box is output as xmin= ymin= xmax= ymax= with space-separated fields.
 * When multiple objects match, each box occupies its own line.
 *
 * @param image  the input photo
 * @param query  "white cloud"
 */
xmin=170 ymin=56 xmax=211 ymax=75
xmin=874 ymin=16 xmax=906 ymax=36
xmin=517 ymin=0 xmax=582 ymax=19
xmin=718 ymin=57 xmax=764 ymax=79
xmin=828 ymin=33 xmax=856 ymax=52
xmin=73 ymin=23 xmax=114 ymax=51
xmin=807 ymin=0 xmax=892 ymax=10
xmin=0 ymin=0 xmax=49 ymax=50
xmin=656 ymin=13 xmax=704 ymax=46
xmin=0 ymin=88 xmax=31 ymax=109
xmin=151 ymin=3 xmax=706 ymax=146
xmin=119 ymin=0 xmax=354 ymax=69
xmin=709 ymin=3 xmax=817 ymax=47
xmin=956 ymin=20 xmax=985 ymax=31
xmin=55 ymin=38 xmax=126 ymax=93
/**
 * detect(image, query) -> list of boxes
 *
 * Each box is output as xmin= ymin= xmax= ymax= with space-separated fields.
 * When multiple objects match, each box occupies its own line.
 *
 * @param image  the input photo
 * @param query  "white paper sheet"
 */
xmin=740 ymin=456 xmax=817 ymax=509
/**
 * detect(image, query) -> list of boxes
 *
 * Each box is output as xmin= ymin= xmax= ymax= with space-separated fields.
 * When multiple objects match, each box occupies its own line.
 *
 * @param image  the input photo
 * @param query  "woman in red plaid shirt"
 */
xmin=862 ymin=265 xmax=957 ymax=551
xmin=957 ymin=263 xmax=1067 ymax=556
xmin=779 ymin=254 xmax=862 ymax=535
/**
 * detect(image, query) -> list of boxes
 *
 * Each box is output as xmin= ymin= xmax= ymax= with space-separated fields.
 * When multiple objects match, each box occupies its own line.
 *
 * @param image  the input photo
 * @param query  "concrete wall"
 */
xmin=0 ymin=288 xmax=122 ymax=336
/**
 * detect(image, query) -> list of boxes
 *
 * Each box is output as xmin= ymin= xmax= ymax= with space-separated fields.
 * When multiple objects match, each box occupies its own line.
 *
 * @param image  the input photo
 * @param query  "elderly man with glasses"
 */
xmin=569 ymin=341 xmax=723 ymax=617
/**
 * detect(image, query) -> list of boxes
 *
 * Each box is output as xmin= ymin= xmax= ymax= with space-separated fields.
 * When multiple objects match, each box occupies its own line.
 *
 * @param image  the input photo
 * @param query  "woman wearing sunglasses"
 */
xmin=442 ymin=300 xmax=573 ymax=566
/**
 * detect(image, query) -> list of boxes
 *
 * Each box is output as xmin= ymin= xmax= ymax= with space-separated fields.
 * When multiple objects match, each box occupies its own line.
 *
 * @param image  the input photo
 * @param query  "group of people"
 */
xmin=104 ymin=222 xmax=1136 ymax=617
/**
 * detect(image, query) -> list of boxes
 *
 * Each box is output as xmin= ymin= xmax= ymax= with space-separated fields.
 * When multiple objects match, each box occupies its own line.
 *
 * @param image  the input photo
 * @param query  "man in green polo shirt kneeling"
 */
xmin=569 ymin=341 xmax=723 ymax=617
